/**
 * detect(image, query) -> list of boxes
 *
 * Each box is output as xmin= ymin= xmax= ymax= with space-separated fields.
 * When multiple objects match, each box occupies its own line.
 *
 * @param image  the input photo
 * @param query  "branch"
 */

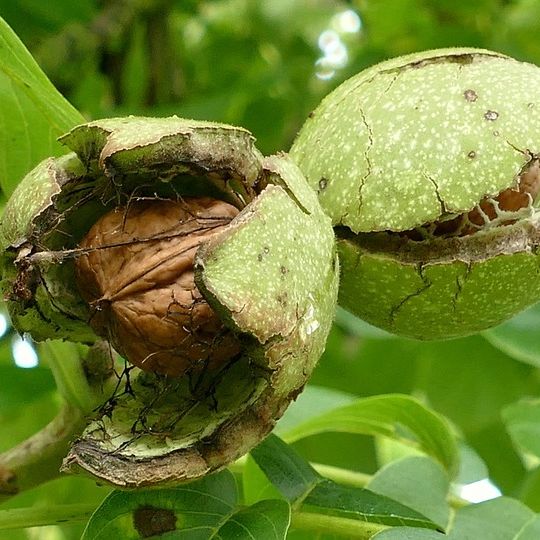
xmin=0 ymin=404 xmax=85 ymax=500
xmin=0 ymin=340 xmax=116 ymax=501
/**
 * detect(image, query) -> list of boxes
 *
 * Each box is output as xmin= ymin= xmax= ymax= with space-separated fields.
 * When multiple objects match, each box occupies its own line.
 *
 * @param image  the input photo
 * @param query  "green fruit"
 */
xmin=0 ymin=117 xmax=338 ymax=487
xmin=291 ymin=48 xmax=540 ymax=340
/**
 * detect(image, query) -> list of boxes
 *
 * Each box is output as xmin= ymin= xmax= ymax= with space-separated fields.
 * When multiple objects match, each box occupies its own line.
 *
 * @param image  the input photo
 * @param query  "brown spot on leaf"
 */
xmin=463 ymin=89 xmax=478 ymax=102
xmin=467 ymin=151 xmax=477 ymax=159
xmin=133 ymin=505 xmax=177 ymax=538
xmin=484 ymin=110 xmax=499 ymax=121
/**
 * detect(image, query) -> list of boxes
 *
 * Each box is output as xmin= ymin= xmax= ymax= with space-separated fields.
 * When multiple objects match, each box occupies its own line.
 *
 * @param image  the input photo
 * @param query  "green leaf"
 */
xmin=516 ymin=516 xmax=540 ymax=539
xmin=251 ymin=435 xmax=439 ymax=531
xmin=367 ymin=457 xmax=450 ymax=530
xmin=503 ymin=399 xmax=540 ymax=461
xmin=447 ymin=497 xmax=534 ymax=539
xmin=242 ymin=455 xmax=283 ymax=506
xmin=411 ymin=335 xmax=536 ymax=493
xmin=484 ymin=303 xmax=540 ymax=367
xmin=373 ymin=528 xmax=445 ymax=539
xmin=375 ymin=435 xmax=425 ymax=471
xmin=518 ymin=466 xmax=540 ymax=511
xmin=0 ymin=504 xmax=94 ymax=531
xmin=467 ymin=423 xmax=527 ymax=496
xmin=0 ymin=16 xmax=84 ymax=195
xmin=217 ymin=499 xmax=290 ymax=540
xmin=251 ymin=434 xmax=320 ymax=502
xmin=275 ymin=385 xmax=355 ymax=437
xmin=302 ymin=481 xmax=439 ymax=530
xmin=282 ymin=394 xmax=458 ymax=477
xmin=456 ymin=443 xmax=489 ymax=485
xmin=82 ymin=470 xmax=290 ymax=539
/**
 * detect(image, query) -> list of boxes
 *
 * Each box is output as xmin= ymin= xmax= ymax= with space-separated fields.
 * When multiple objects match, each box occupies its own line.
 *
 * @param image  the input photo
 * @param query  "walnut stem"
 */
xmin=0 ymin=404 xmax=85 ymax=501
xmin=0 ymin=342 xmax=116 ymax=501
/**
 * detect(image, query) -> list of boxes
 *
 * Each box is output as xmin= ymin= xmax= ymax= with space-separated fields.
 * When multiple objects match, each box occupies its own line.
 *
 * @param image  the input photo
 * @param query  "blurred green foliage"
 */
xmin=4 ymin=0 xmax=540 ymax=158
xmin=3 ymin=0 xmax=540 ymax=538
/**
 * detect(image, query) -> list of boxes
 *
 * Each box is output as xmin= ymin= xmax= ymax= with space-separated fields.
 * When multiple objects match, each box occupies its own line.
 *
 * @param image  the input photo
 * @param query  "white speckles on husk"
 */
xmin=197 ymin=154 xmax=336 ymax=345
xmin=291 ymin=48 xmax=540 ymax=233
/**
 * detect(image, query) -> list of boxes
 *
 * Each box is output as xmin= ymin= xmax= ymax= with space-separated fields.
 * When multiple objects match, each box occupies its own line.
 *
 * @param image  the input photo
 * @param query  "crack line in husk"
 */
xmin=355 ymin=106 xmax=374 ymax=219
xmin=425 ymin=174 xmax=447 ymax=215
xmin=389 ymin=264 xmax=432 ymax=326
xmin=348 ymin=74 xmax=399 ymax=221
xmin=451 ymin=262 xmax=472 ymax=312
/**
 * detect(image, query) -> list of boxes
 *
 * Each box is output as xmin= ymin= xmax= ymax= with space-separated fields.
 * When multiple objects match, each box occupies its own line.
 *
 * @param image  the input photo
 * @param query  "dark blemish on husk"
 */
xmin=467 ymin=151 xmax=477 ymax=159
xmin=318 ymin=178 xmax=328 ymax=192
xmin=133 ymin=505 xmax=177 ymax=538
xmin=464 ymin=89 xmax=478 ymax=102
xmin=280 ymin=265 xmax=288 ymax=276
xmin=493 ymin=130 xmax=500 ymax=137
xmin=277 ymin=292 xmax=288 ymax=306
xmin=528 ymin=103 xmax=535 ymax=109
xmin=408 ymin=53 xmax=475 ymax=70
xmin=258 ymin=245 xmax=270 ymax=261
xmin=484 ymin=110 xmax=499 ymax=121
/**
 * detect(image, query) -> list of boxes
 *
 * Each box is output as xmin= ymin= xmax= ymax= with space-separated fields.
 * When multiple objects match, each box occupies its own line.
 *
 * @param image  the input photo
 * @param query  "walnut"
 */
xmin=2 ymin=117 xmax=338 ymax=486
xmin=75 ymin=198 xmax=241 ymax=378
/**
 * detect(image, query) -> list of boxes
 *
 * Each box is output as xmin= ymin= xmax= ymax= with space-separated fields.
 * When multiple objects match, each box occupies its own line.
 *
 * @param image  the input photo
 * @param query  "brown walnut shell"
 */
xmin=75 ymin=197 xmax=241 ymax=377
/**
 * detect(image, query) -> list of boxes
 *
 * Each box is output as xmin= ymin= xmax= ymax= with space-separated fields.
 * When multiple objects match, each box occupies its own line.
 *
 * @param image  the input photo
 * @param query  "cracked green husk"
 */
xmin=291 ymin=47 xmax=540 ymax=340
xmin=0 ymin=116 xmax=339 ymax=487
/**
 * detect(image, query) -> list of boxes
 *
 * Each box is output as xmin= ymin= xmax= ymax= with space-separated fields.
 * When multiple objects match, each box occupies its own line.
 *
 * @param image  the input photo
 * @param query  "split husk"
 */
xmin=0 ymin=117 xmax=338 ymax=487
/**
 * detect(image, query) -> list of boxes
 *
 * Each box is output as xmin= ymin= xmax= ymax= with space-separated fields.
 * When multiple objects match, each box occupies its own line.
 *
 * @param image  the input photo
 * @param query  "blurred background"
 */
xmin=2 ymin=1 xmax=540 ymax=538
xmin=4 ymin=0 xmax=540 ymax=155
